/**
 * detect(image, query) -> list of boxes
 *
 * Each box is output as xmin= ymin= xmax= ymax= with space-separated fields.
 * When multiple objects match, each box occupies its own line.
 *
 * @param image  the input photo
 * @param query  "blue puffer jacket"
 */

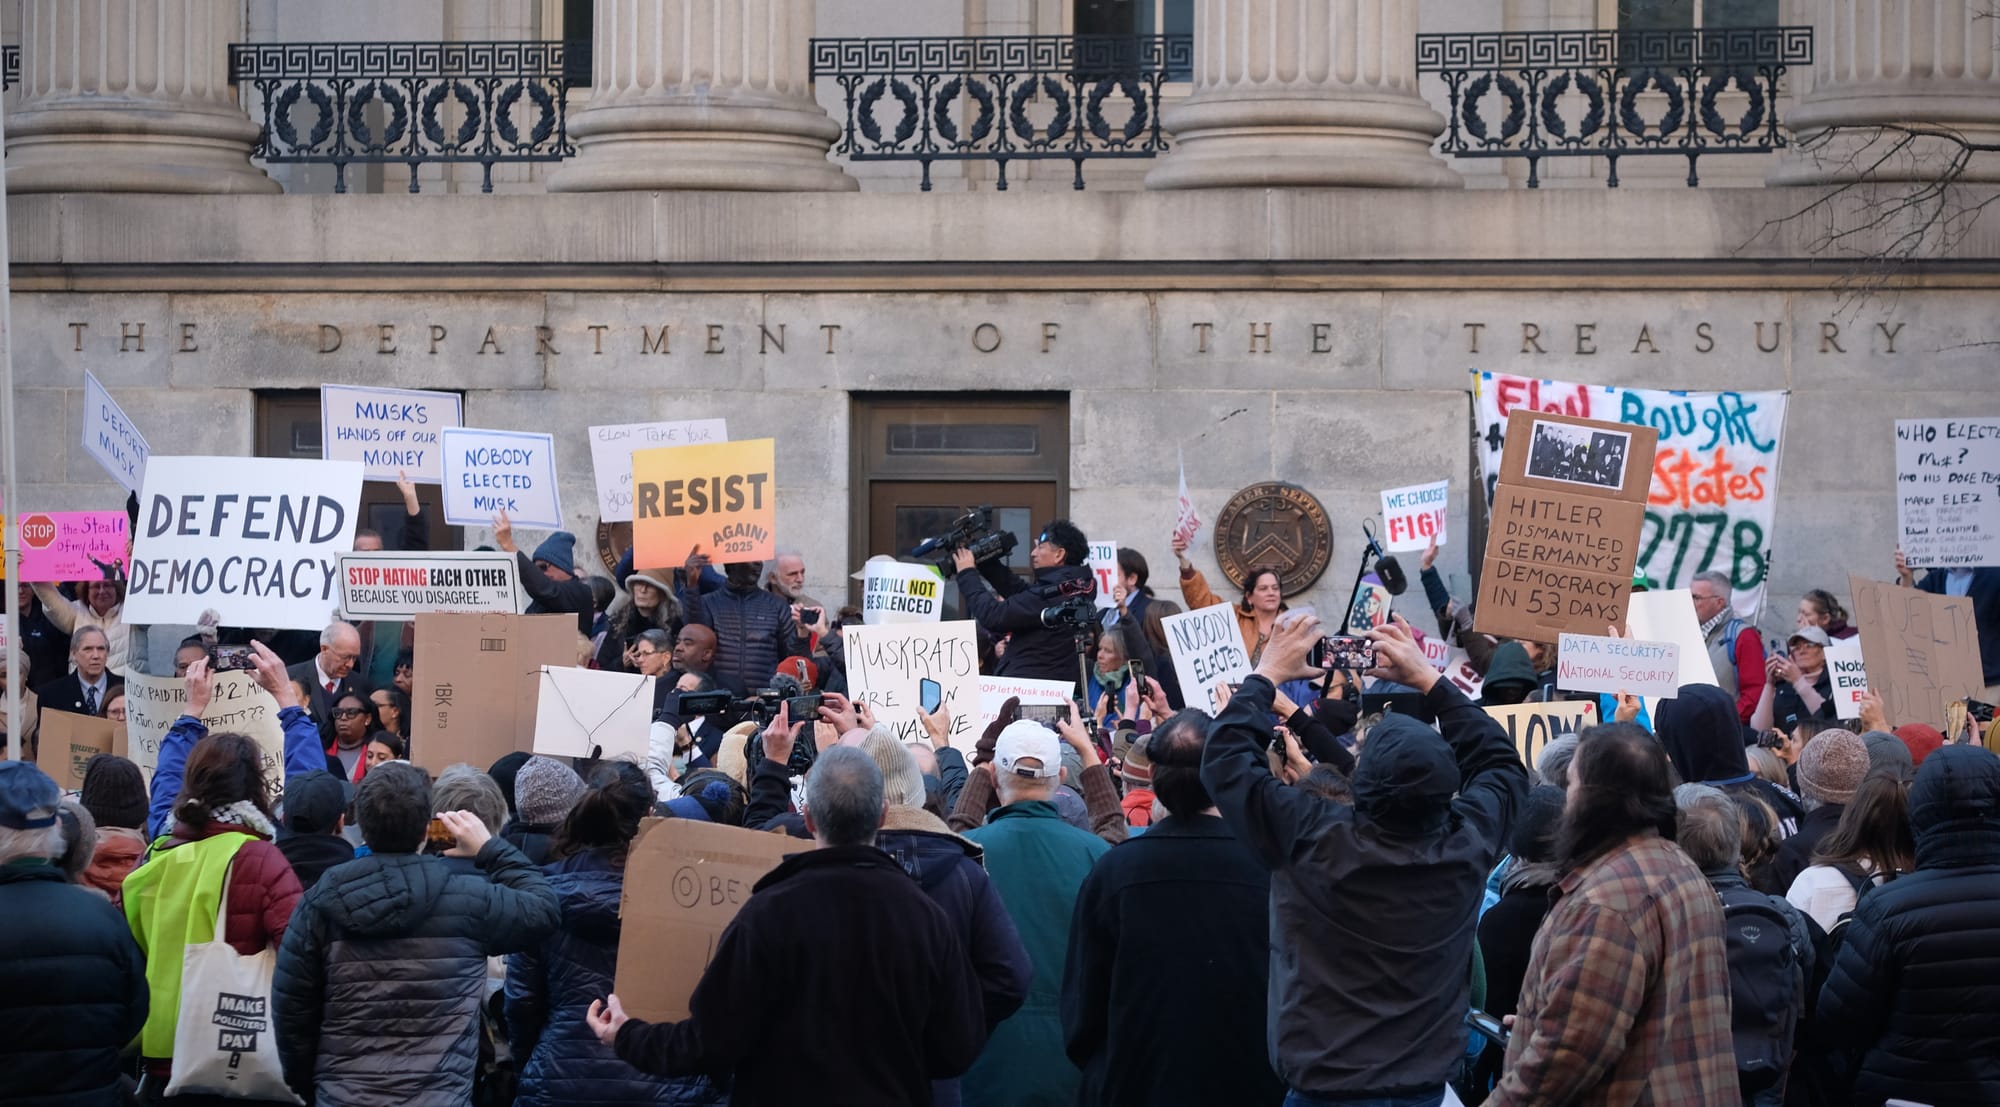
xmin=506 ymin=848 xmax=726 ymax=1107
xmin=680 ymin=581 xmax=804 ymax=696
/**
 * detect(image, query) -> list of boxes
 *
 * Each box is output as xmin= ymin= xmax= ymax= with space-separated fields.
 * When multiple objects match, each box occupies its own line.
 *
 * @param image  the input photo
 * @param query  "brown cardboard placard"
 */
xmin=37 ymin=709 xmax=121 ymax=790
xmin=1848 ymin=573 xmax=1985 ymax=733
xmin=1498 ymin=408 xmax=1656 ymax=503
xmin=411 ymin=612 xmax=579 ymax=775
xmin=614 ymin=817 xmax=797 ymax=1023
xmin=1484 ymin=700 xmax=1598 ymax=770
xmin=1484 ymin=485 xmax=1647 ymax=581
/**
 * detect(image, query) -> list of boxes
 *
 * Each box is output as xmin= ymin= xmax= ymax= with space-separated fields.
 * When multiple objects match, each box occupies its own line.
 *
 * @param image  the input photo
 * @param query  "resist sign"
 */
xmin=1162 ymin=603 xmax=1252 ymax=715
xmin=631 ymin=438 xmax=776 ymax=567
xmin=1379 ymin=480 xmax=1448 ymax=553
xmin=321 ymin=384 xmax=463 ymax=483
xmin=441 ymin=428 xmax=563 ymax=529
xmin=123 ymin=456 xmax=363 ymax=630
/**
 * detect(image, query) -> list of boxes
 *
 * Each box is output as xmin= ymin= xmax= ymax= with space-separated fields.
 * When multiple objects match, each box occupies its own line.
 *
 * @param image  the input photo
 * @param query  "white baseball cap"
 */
xmin=995 ymin=719 xmax=1062 ymax=779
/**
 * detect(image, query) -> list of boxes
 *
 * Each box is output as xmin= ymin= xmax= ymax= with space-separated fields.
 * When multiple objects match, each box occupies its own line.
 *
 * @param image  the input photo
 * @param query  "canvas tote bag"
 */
xmin=164 ymin=857 xmax=303 ymax=1102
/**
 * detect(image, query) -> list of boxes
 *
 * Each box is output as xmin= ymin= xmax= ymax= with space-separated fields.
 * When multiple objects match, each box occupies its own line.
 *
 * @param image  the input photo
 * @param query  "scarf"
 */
xmin=1700 ymin=606 xmax=1731 ymax=639
xmin=208 ymin=800 xmax=276 ymax=839
xmin=1095 ymin=663 xmax=1131 ymax=692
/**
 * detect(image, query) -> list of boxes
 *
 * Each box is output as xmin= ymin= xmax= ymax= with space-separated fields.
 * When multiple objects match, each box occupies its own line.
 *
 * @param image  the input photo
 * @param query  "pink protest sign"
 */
xmin=17 ymin=511 xmax=130 ymax=583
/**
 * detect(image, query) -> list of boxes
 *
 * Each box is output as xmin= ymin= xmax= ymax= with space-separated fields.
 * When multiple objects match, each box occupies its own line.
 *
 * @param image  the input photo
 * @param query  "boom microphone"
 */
xmin=1362 ymin=520 xmax=1409 ymax=596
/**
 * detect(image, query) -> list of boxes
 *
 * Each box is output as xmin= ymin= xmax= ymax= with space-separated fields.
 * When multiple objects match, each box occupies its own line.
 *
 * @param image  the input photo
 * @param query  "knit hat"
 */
xmin=78 ymin=753 xmax=147 ymax=830
xmin=1895 ymin=723 xmax=1946 ymax=768
xmin=774 ymin=656 xmax=819 ymax=690
xmin=1797 ymin=728 xmax=1869 ymax=805
xmin=513 ymin=755 xmax=586 ymax=828
xmin=1120 ymin=735 xmax=1153 ymax=786
xmin=488 ymin=751 xmax=531 ymax=815
xmin=530 ymin=533 xmax=578 ymax=577
xmin=1860 ymin=730 xmax=1916 ymax=784
xmin=665 ymin=778 xmax=735 ymax=822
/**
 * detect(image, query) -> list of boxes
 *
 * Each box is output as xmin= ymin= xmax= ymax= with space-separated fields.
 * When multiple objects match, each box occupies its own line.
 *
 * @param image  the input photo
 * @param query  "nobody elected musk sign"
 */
xmin=123 ymin=457 xmax=364 ymax=630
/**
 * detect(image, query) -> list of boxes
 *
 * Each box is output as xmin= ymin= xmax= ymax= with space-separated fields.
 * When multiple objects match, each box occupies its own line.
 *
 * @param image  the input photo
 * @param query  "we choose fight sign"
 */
xmin=124 ymin=456 xmax=363 ymax=630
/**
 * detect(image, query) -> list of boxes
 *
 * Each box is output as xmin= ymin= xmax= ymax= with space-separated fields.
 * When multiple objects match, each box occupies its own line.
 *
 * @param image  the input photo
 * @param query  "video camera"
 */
xmin=1040 ymin=595 xmax=1099 ymax=631
xmin=675 ymin=672 xmax=822 ymax=729
xmin=910 ymin=506 xmax=1019 ymax=575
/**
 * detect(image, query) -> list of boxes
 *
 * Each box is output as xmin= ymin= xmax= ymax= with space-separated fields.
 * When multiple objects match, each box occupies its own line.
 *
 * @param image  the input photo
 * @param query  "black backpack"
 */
xmin=1716 ymin=883 xmax=1804 ymax=1097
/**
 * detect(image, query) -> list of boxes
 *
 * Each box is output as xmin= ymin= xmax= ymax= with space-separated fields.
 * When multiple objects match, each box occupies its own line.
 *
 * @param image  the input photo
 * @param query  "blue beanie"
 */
xmin=530 ymin=532 xmax=578 ymax=577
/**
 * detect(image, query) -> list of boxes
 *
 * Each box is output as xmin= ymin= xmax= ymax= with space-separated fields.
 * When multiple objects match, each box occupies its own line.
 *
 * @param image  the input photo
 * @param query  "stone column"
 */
xmin=1145 ymin=0 xmax=1460 ymax=190
xmin=1769 ymin=0 xmax=2000 ymax=185
xmin=548 ymin=0 xmax=854 ymax=192
xmin=7 ymin=0 xmax=277 ymax=195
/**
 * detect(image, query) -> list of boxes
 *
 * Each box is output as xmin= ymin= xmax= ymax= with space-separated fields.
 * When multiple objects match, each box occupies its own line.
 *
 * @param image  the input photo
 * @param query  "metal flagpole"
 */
xmin=0 ymin=90 xmax=22 ymax=764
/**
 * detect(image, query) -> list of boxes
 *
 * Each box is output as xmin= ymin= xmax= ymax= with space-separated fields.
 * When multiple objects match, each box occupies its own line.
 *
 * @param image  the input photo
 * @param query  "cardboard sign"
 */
xmin=1162 ymin=603 xmax=1252 ymax=715
xmin=632 ymin=438 xmax=776 ymax=567
xmin=38 ymin=709 xmax=121 ymax=790
xmin=1485 ymin=701 xmax=1598 ymax=770
xmin=320 ymin=384 xmax=464 ymax=484
xmin=976 ymin=676 xmax=1077 ymax=731
xmin=1088 ymin=540 xmax=1121 ymax=610
xmin=441 ymin=427 xmax=563 ymax=529
xmin=1438 ymin=648 xmax=1486 ymax=700
xmin=337 ymin=550 xmax=523 ymax=621
xmin=614 ymin=817 xmax=797 ymax=1022
xmin=124 ymin=456 xmax=364 ymax=630
xmin=123 ymin=670 xmax=287 ymax=796
xmin=1896 ymin=418 xmax=2000 ymax=569
xmin=82 ymin=370 xmax=150 ymax=493
xmin=1825 ymin=636 xmax=1869 ymax=721
xmin=842 ymin=621 xmax=982 ymax=748
xmin=532 ymin=666 xmax=655 ymax=760
xmin=411 ymin=612 xmax=580 ymax=773
xmin=1475 ymin=409 xmax=1658 ymax=643
xmin=16 ymin=511 xmax=129 ymax=583
xmin=1848 ymin=573 xmax=1985 ymax=733
xmin=1380 ymin=479 xmax=1449 ymax=553
xmin=859 ymin=560 xmax=944 ymax=625
xmin=589 ymin=419 xmax=729 ymax=523
xmin=1556 ymin=633 xmax=1681 ymax=699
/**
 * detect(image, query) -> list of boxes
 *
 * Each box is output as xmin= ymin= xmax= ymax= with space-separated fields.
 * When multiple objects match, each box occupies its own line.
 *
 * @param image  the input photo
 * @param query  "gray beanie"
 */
xmin=1860 ymin=730 xmax=1916 ymax=785
xmin=514 ymin=755 xmax=586 ymax=828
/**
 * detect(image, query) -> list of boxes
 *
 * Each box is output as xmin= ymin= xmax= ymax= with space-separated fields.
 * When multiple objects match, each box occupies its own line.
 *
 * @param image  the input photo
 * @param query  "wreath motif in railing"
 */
xmin=1698 ymin=68 xmax=1764 ymax=138
xmin=934 ymin=76 xmax=997 ymax=146
xmin=421 ymin=80 xmax=482 ymax=149
xmin=346 ymin=80 xmax=410 ymax=151
xmin=1010 ymin=76 xmax=1071 ymax=145
xmin=858 ymin=77 xmax=920 ymax=146
xmin=273 ymin=83 xmax=336 ymax=150
xmin=1618 ymin=67 xmax=1684 ymax=140
xmin=1539 ymin=71 xmax=1605 ymax=142
xmin=1086 ymin=77 xmax=1148 ymax=143
xmin=497 ymin=80 xmax=560 ymax=148
xmin=1461 ymin=72 xmax=1525 ymax=144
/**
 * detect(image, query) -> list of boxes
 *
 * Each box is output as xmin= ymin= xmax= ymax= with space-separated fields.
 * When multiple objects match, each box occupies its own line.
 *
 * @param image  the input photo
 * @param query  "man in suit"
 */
xmin=287 ymin=621 xmax=363 ymax=746
xmin=36 ymin=625 xmax=122 ymax=723
xmin=1899 ymin=548 xmax=2000 ymax=701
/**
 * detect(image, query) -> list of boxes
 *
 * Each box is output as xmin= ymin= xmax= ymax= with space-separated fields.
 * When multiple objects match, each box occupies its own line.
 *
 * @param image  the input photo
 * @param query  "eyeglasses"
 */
xmin=332 ymin=708 xmax=368 ymax=719
xmin=634 ymin=648 xmax=660 ymax=658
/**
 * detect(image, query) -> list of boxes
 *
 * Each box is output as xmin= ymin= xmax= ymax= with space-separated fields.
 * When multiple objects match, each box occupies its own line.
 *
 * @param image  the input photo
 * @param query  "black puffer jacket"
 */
xmin=0 ymin=864 xmax=147 ymax=1107
xmin=272 ymin=840 xmax=561 ymax=1107
xmin=1818 ymin=744 xmax=2000 ymax=1107
xmin=681 ymin=582 xmax=804 ymax=696
xmin=956 ymin=561 xmax=1097 ymax=685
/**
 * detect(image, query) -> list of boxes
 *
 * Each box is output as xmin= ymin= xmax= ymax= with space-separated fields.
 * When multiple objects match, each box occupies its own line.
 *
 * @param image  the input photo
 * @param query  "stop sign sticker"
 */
xmin=19 ymin=514 xmax=57 ymax=549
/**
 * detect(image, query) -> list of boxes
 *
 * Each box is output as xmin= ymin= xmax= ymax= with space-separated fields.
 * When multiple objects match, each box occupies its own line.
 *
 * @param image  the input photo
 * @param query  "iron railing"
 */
xmin=1415 ymin=26 xmax=1813 ymax=187
xmin=809 ymin=34 xmax=1191 ymax=190
xmin=2 ymin=43 xmax=17 ymax=90
xmin=227 ymin=40 xmax=584 ymax=193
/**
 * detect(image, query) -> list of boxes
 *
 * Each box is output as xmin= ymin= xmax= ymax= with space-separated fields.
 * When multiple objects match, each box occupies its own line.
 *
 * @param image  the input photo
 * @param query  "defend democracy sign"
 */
xmin=1895 ymin=418 xmax=2000 ymax=569
xmin=83 ymin=370 xmax=150 ymax=493
xmin=631 ymin=438 xmax=777 ymax=567
xmin=336 ymin=550 xmax=523 ymax=621
xmin=440 ymin=427 xmax=563 ymax=529
xmin=859 ymin=560 xmax=943 ymax=625
xmin=123 ymin=456 xmax=363 ymax=630
xmin=1379 ymin=479 xmax=1448 ymax=553
xmin=16 ymin=511 xmax=129 ymax=582
xmin=1163 ymin=603 xmax=1252 ymax=714
xmin=320 ymin=384 xmax=463 ymax=483
xmin=842 ymin=621 xmax=981 ymax=748
xmin=1555 ymin=633 xmax=1682 ymax=699
xmin=589 ymin=419 xmax=729 ymax=523
xmin=1475 ymin=371 xmax=1789 ymax=617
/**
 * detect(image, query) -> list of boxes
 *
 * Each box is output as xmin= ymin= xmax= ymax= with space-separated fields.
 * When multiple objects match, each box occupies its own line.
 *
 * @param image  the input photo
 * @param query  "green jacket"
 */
xmin=962 ymin=800 xmax=1110 ymax=1107
xmin=122 ymin=832 xmax=251 ymax=1060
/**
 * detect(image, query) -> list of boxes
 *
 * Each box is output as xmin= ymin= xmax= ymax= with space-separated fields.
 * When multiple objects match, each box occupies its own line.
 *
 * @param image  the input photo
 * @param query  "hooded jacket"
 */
xmin=0 ymin=863 xmax=148 ymax=1107
xmin=1478 ymin=642 xmax=1541 ymax=705
xmin=1655 ymin=683 xmax=1803 ymax=835
xmin=956 ymin=561 xmax=1098 ymax=686
xmin=1818 ymin=745 xmax=2000 ymax=1107
xmin=1200 ymin=675 xmax=1528 ymax=1098
xmin=680 ymin=580 xmax=804 ymax=696
xmin=271 ymin=839 xmax=561 ymax=1107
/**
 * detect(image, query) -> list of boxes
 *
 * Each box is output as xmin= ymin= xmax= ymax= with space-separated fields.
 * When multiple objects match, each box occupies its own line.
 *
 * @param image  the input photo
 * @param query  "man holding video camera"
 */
xmin=954 ymin=519 xmax=1097 ymax=687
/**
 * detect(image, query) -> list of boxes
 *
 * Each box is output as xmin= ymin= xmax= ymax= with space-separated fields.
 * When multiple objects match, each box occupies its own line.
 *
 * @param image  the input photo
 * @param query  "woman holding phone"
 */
xmin=1751 ymin=626 xmax=1838 ymax=732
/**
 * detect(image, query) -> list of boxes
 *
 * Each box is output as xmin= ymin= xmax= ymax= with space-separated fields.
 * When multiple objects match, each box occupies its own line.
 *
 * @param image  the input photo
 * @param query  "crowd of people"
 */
xmin=3 ymin=503 xmax=2000 ymax=1107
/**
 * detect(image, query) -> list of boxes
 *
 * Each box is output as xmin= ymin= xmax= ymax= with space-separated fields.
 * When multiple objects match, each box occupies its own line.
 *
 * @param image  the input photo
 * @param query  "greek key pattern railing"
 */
xmin=2 ymin=43 xmax=18 ymax=90
xmin=1415 ymin=27 xmax=1813 ymax=187
xmin=227 ymin=41 xmax=583 ymax=193
xmin=809 ymin=34 xmax=1192 ymax=191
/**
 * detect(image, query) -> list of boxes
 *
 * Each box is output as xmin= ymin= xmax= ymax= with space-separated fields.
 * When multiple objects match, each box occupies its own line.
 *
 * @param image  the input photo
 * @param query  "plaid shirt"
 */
xmin=1487 ymin=832 xmax=1736 ymax=1106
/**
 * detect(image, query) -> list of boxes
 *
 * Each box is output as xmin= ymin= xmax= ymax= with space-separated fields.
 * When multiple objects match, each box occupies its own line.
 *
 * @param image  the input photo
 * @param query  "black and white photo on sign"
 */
xmin=1525 ymin=419 xmax=1631 ymax=491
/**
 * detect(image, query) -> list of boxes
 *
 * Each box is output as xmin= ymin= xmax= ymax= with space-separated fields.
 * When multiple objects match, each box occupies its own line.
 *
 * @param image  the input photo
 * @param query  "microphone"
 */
xmin=1362 ymin=520 xmax=1409 ymax=596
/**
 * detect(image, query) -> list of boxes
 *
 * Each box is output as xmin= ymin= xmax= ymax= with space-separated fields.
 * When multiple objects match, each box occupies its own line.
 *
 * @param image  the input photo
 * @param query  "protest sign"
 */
xmin=859 ymin=560 xmax=944 ymax=625
xmin=1825 ymin=636 xmax=1869 ymax=721
xmin=615 ymin=817 xmax=795 ymax=1023
xmin=1346 ymin=577 xmax=1394 ymax=634
xmin=16 ymin=511 xmax=129 ymax=582
xmin=1174 ymin=452 xmax=1202 ymax=544
xmin=1162 ymin=603 xmax=1252 ymax=714
xmin=1895 ymin=418 xmax=2000 ymax=569
xmin=38 ymin=710 xmax=121 ymax=790
xmin=842 ymin=621 xmax=982 ymax=748
xmin=1556 ymin=633 xmax=1681 ymax=699
xmin=411 ymin=612 xmax=579 ymax=773
xmin=589 ymin=419 xmax=729 ymax=523
xmin=1474 ymin=372 xmax=1788 ymax=617
xmin=1380 ymin=479 xmax=1449 ymax=553
xmin=976 ymin=676 xmax=1077 ymax=731
xmin=82 ymin=370 xmax=150 ymax=493
xmin=532 ymin=666 xmax=655 ymax=760
xmin=337 ymin=550 xmax=522 ymax=621
xmin=1485 ymin=701 xmax=1598 ymax=770
xmin=320 ymin=384 xmax=463 ymax=483
xmin=632 ymin=438 xmax=776 ymax=567
xmin=1623 ymin=590 xmax=1721 ymax=688
xmin=441 ymin=428 xmax=563 ymax=529
xmin=123 ymin=670 xmax=287 ymax=796
xmin=1089 ymin=540 xmax=1120 ymax=610
xmin=124 ymin=456 xmax=363 ymax=630
xmin=1848 ymin=573 xmax=1985 ymax=733
xmin=1438 ymin=648 xmax=1486 ymax=700
xmin=1474 ymin=409 xmax=1657 ymax=643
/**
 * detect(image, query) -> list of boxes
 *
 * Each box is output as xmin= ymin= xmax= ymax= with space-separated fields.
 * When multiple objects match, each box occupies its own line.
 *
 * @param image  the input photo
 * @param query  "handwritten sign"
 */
xmin=532 ymin=666 xmax=655 ymax=760
xmin=1849 ymin=573 xmax=1985 ymax=733
xmin=1556 ymin=633 xmax=1682 ymax=699
xmin=1484 ymin=701 xmax=1598 ymax=770
xmin=1438 ymin=647 xmax=1486 ymax=700
xmin=38 ymin=710 xmax=121 ymax=790
xmin=842 ymin=621 xmax=981 ymax=748
xmin=1162 ymin=603 xmax=1252 ymax=714
xmin=124 ymin=456 xmax=363 ymax=630
xmin=82 ymin=371 xmax=150 ymax=493
xmin=441 ymin=428 xmax=563 ymax=529
xmin=124 ymin=670 xmax=287 ymax=796
xmin=615 ymin=818 xmax=794 ymax=1023
xmin=1475 ymin=372 xmax=1788 ymax=618
xmin=16 ymin=511 xmax=129 ymax=582
xmin=631 ymin=438 xmax=776 ymax=567
xmin=336 ymin=550 xmax=523 ymax=621
xmin=1825 ymin=636 xmax=1869 ymax=721
xmin=589 ymin=420 xmax=729 ymax=523
xmin=1896 ymin=418 xmax=2000 ymax=569
xmin=860 ymin=560 xmax=944 ymax=625
xmin=1089 ymin=540 xmax=1121 ymax=610
xmin=1380 ymin=479 xmax=1449 ymax=553
xmin=320 ymin=384 xmax=463 ymax=483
